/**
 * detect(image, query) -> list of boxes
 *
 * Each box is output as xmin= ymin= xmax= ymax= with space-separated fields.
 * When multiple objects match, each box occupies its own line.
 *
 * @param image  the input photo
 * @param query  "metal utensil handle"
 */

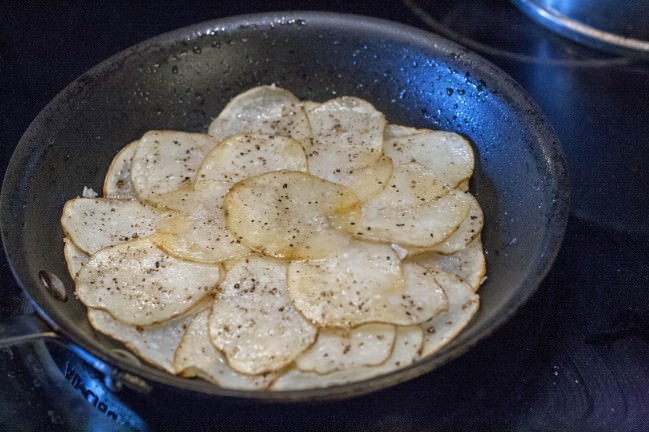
xmin=0 ymin=312 xmax=151 ymax=393
xmin=0 ymin=313 xmax=60 ymax=348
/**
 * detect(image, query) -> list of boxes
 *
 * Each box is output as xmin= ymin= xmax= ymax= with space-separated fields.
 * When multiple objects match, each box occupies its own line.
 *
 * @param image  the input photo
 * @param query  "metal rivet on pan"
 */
xmin=38 ymin=270 xmax=67 ymax=302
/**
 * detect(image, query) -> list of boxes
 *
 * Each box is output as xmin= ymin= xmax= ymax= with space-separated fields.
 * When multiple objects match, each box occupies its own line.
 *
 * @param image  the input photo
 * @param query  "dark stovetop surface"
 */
xmin=2 ymin=1 xmax=649 ymax=431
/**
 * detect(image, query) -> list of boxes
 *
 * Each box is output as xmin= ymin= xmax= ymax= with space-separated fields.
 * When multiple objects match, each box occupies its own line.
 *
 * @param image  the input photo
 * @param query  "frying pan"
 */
xmin=0 ymin=12 xmax=569 ymax=401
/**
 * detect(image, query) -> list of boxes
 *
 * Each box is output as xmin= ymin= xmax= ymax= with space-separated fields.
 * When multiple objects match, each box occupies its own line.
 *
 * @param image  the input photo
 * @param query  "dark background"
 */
xmin=2 ymin=1 xmax=649 ymax=430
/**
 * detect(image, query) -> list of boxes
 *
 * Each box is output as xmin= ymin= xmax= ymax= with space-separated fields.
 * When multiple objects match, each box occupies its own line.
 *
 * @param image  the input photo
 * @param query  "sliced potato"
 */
xmin=304 ymin=96 xmax=385 ymax=183
xmin=383 ymin=129 xmax=474 ymax=188
xmin=345 ymin=163 xmax=471 ymax=248
xmin=295 ymin=324 xmax=396 ymax=374
xmin=224 ymin=170 xmax=360 ymax=259
xmin=130 ymin=131 xmax=219 ymax=201
xmin=288 ymin=240 xmax=447 ymax=327
xmin=103 ymin=140 xmax=137 ymax=199
xmin=151 ymin=182 xmax=227 ymax=218
xmin=151 ymin=183 xmax=250 ymax=263
xmin=63 ymin=237 xmax=89 ymax=279
xmin=429 ymin=193 xmax=483 ymax=254
xmin=61 ymin=198 xmax=172 ymax=255
xmin=456 ymin=178 xmax=470 ymax=192
xmin=380 ymin=324 xmax=424 ymax=368
xmin=174 ymin=310 xmax=275 ymax=389
xmin=384 ymin=124 xmax=422 ymax=139
xmin=329 ymin=155 xmax=393 ymax=202
xmin=301 ymin=100 xmax=320 ymax=111
xmin=76 ymin=238 xmax=221 ymax=326
xmin=155 ymin=218 xmax=250 ymax=264
xmin=410 ymin=237 xmax=486 ymax=292
xmin=271 ymin=325 xmax=423 ymax=390
xmin=208 ymin=86 xmax=310 ymax=144
xmin=420 ymin=270 xmax=479 ymax=356
xmin=208 ymin=255 xmax=317 ymax=375
xmin=88 ymin=308 xmax=194 ymax=373
xmin=196 ymin=133 xmax=307 ymax=187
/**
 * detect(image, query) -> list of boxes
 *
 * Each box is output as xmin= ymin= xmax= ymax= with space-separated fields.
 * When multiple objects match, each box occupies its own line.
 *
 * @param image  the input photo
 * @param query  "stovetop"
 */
xmin=1 ymin=1 xmax=648 ymax=430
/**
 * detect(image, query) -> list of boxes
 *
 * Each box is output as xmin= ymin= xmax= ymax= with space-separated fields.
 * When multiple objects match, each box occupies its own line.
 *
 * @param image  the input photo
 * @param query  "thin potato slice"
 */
xmin=384 ymin=129 xmax=474 ymax=188
xmin=410 ymin=237 xmax=486 ymax=292
xmin=420 ymin=270 xmax=479 ymax=356
xmin=63 ymin=237 xmax=89 ymax=279
xmin=383 ymin=124 xmax=473 ymax=192
xmin=130 ymin=131 xmax=219 ymax=201
xmin=196 ymin=133 xmax=308 ymax=186
xmin=152 ymin=182 xmax=228 ymax=218
xmin=174 ymin=310 xmax=276 ymax=389
xmin=208 ymin=86 xmax=310 ymax=144
xmin=88 ymin=308 xmax=194 ymax=373
xmin=76 ymin=238 xmax=221 ymax=326
xmin=345 ymin=163 xmax=471 ymax=247
xmin=305 ymin=96 xmax=385 ymax=183
xmin=295 ymin=324 xmax=396 ymax=374
xmin=384 ymin=124 xmax=422 ymax=139
xmin=209 ymin=256 xmax=317 ymax=375
xmin=155 ymin=217 xmax=250 ymax=264
xmin=152 ymin=183 xmax=250 ymax=263
xmin=271 ymin=325 xmax=423 ymax=390
xmin=380 ymin=324 xmax=424 ymax=368
xmin=301 ymin=100 xmax=320 ymax=111
xmin=329 ymin=156 xmax=393 ymax=202
xmin=103 ymin=140 xmax=137 ymax=199
xmin=225 ymin=170 xmax=360 ymax=259
xmin=61 ymin=198 xmax=172 ymax=255
xmin=288 ymin=240 xmax=447 ymax=327
xmin=429 ymin=193 xmax=483 ymax=254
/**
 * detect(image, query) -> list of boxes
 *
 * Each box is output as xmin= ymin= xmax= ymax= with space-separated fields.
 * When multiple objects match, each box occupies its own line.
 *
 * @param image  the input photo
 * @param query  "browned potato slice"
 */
xmin=288 ymin=240 xmax=448 ymax=327
xmin=224 ymin=170 xmax=360 ymax=259
xmin=76 ymin=238 xmax=221 ymax=326
xmin=208 ymin=85 xmax=311 ymax=144
xmin=208 ymin=256 xmax=317 ymax=375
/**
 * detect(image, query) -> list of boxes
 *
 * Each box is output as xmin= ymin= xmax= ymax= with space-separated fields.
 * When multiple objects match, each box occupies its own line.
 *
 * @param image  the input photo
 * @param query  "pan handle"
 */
xmin=0 ymin=312 xmax=60 ymax=348
xmin=0 ymin=313 xmax=151 ymax=393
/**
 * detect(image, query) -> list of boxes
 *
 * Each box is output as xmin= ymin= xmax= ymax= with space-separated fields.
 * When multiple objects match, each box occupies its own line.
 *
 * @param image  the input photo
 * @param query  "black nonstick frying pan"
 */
xmin=0 ymin=12 xmax=569 ymax=401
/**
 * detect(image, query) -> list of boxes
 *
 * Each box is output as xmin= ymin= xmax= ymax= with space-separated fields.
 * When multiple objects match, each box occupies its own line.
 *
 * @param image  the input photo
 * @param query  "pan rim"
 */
xmin=0 ymin=10 xmax=569 ymax=401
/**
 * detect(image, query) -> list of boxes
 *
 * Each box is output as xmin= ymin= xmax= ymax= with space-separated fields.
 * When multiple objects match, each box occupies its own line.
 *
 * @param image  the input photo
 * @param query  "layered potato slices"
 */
xmin=61 ymin=85 xmax=486 ymax=390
